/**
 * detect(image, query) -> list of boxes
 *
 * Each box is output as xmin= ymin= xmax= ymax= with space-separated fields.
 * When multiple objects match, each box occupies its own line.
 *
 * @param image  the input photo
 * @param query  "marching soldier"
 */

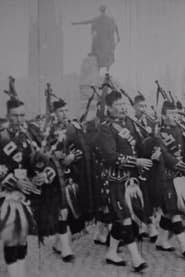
xmin=85 ymin=103 xmax=110 ymax=246
xmin=96 ymin=90 xmax=153 ymax=271
xmin=155 ymin=101 xmax=185 ymax=256
xmin=47 ymin=99 xmax=77 ymax=262
xmin=48 ymin=98 xmax=93 ymax=260
xmin=0 ymin=97 xmax=58 ymax=277
xmin=133 ymin=95 xmax=159 ymax=241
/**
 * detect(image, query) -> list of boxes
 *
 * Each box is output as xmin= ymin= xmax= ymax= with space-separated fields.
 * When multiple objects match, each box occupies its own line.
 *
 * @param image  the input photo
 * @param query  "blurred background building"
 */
xmin=0 ymin=0 xmax=185 ymax=118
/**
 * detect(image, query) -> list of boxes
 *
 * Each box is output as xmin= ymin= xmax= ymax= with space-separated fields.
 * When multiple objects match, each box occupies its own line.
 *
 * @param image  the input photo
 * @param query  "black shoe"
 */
xmin=106 ymin=258 xmax=126 ymax=266
xmin=150 ymin=235 xmax=158 ymax=243
xmin=62 ymin=254 xmax=75 ymax=263
xmin=94 ymin=239 xmax=107 ymax=246
xmin=182 ymin=252 xmax=185 ymax=258
xmin=52 ymin=246 xmax=61 ymax=255
xmin=134 ymin=262 xmax=148 ymax=272
xmin=139 ymin=232 xmax=148 ymax=238
xmin=106 ymin=233 xmax=110 ymax=247
xmin=156 ymin=245 xmax=175 ymax=252
xmin=118 ymin=240 xmax=125 ymax=248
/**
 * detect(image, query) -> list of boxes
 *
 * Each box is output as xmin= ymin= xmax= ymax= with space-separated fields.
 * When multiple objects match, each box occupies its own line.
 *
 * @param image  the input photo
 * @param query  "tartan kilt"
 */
xmin=100 ymin=177 xmax=131 ymax=223
xmin=31 ymin=180 xmax=61 ymax=240
xmin=160 ymin=177 xmax=179 ymax=216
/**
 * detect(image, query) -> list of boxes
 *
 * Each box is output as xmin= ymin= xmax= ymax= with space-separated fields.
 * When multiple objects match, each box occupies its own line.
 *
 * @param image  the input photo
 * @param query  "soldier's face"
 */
xmin=8 ymin=105 xmax=26 ymax=130
xmin=109 ymin=97 xmax=128 ymax=118
xmin=134 ymin=101 xmax=146 ymax=117
xmin=164 ymin=109 xmax=177 ymax=125
xmin=55 ymin=105 xmax=69 ymax=123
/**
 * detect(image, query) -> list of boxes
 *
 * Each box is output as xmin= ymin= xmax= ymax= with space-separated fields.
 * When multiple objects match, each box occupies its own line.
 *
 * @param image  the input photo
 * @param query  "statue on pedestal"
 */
xmin=72 ymin=5 xmax=120 ymax=72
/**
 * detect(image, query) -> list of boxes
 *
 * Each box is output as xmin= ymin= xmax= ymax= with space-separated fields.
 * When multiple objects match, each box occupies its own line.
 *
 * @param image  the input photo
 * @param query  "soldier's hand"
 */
xmin=59 ymin=208 xmax=68 ymax=221
xmin=54 ymin=151 xmax=66 ymax=160
xmin=32 ymin=172 xmax=46 ymax=187
xmin=73 ymin=149 xmax=83 ymax=161
xmin=64 ymin=153 xmax=75 ymax=165
xmin=151 ymin=147 xmax=161 ymax=161
xmin=136 ymin=158 xmax=153 ymax=170
xmin=17 ymin=178 xmax=40 ymax=195
xmin=176 ymin=161 xmax=185 ymax=172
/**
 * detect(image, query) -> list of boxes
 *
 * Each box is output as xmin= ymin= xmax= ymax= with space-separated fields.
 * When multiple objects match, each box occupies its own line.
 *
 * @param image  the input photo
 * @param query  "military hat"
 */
xmin=105 ymin=90 xmax=122 ymax=107
xmin=161 ymin=100 xmax=176 ymax=115
xmin=134 ymin=95 xmax=146 ymax=105
xmin=53 ymin=98 xmax=67 ymax=111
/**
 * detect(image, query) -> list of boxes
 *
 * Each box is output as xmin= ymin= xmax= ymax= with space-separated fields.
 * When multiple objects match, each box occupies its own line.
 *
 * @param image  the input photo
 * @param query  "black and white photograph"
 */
xmin=1 ymin=0 xmax=185 ymax=276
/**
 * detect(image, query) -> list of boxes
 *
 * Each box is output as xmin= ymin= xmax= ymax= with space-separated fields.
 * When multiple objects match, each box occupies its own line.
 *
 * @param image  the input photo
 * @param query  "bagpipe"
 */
xmin=40 ymin=83 xmax=58 ymax=152
xmin=88 ymin=74 xmax=155 ymax=224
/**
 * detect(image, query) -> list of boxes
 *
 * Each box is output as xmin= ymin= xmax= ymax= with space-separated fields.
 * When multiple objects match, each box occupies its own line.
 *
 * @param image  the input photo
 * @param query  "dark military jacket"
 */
xmin=0 ymin=124 xmax=56 ymax=193
xmin=96 ymin=116 xmax=142 ymax=182
xmin=159 ymin=123 xmax=185 ymax=173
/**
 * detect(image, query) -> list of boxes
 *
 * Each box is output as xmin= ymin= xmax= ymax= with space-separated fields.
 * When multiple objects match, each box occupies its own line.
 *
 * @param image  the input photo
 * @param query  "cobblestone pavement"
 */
xmin=0 ymin=226 xmax=185 ymax=277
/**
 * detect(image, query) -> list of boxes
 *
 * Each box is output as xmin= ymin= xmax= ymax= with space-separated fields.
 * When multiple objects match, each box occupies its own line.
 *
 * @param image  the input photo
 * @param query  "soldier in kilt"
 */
xmin=154 ymin=101 xmax=185 ymax=256
xmin=96 ymin=90 xmax=153 ymax=271
xmin=47 ymin=99 xmax=79 ymax=262
xmin=85 ymin=113 xmax=110 ymax=246
xmin=48 ymin=99 xmax=92 ymax=261
xmin=0 ymin=98 xmax=59 ymax=277
xmin=133 ymin=95 xmax=159 ymax=241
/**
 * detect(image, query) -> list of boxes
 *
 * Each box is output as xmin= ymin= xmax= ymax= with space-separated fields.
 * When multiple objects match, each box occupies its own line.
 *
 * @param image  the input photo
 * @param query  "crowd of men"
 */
xmin=1 ymin=76 xmax=185 ymax=277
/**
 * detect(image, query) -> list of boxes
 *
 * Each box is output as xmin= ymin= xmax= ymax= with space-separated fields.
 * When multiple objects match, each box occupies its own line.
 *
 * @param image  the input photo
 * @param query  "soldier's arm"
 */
xmin=159 ymin=139 xmax=178 ymax=169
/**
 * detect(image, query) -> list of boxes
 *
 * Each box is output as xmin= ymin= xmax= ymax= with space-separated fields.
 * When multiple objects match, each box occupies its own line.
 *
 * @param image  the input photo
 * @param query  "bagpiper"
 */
xmin=96 ymin=90 xmax=153 ymax=272
xmin=0 ymin=94 xmax=59 ymax=277
xmin=154 ymin=100 xmax=185 ymax=256
xmin=47 ymin=98 xmax=93 ymax=261
xmin=133 ymin=94 xmax=159 ymax=241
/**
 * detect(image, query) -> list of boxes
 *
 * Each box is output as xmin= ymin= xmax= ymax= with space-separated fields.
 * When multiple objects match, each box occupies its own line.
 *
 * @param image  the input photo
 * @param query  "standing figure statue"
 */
xmin=72 ymin=5 xmax=120 ymax=72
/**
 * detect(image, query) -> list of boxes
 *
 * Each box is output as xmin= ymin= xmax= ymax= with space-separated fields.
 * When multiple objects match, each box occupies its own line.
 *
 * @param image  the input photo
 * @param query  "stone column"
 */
xmin=28 ymin=0 xmax=63 ymax=116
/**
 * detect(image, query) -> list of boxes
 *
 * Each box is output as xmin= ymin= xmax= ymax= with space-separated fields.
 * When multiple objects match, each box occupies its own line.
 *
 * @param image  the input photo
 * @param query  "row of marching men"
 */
xmin=1 ymin=78 xmax=185 ymax=276
xmin=0 ymin=79 xmax=96 ymax=277
xmin=85 ymin=90 xmax=185 ymax=272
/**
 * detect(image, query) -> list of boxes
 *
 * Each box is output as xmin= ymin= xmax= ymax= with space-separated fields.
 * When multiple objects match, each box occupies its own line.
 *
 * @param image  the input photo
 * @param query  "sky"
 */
xmin=0 ymin=0 xmax=29 ymax=80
